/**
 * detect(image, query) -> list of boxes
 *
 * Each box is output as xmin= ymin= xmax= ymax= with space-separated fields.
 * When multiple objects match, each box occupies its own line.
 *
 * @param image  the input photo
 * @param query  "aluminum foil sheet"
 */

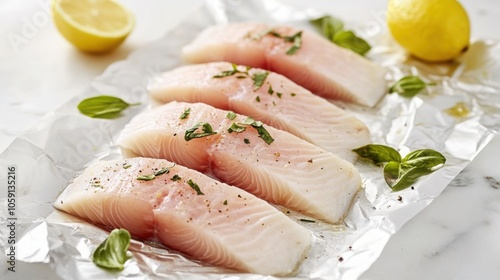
xmin=1 ymin=0 xmax=500 ymax=279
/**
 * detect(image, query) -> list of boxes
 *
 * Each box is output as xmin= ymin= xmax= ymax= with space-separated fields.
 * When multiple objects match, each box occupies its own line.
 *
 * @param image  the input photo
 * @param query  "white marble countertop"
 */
xmin=1 ymin=0 xmax=499 ymax=279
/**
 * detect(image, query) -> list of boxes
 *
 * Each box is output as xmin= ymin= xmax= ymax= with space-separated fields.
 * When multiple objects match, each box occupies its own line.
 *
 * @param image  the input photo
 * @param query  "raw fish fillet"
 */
xmin=117 ymin=102 xmax=361 ymax=223
xmin=54 ymin=157 xmax=311 ymax=276
xmin=148 ymin=62 xmax=370 ymax=163
xmin=182 ymin=22 xmax=387 ymax=107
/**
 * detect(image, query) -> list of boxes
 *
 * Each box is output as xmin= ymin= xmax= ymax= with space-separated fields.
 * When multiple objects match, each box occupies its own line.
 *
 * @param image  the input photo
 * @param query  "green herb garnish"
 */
xmin=246 ymin=118 xmax=274 ymax=145
xmin=77 ymin=95 xmax=140 ymax=119
xmin=256 ymin=96 xmax=261 ymax=102
xmin=252 ymin=71 xmax=269 ymax=91
xmin=389 ymin=76 xmax=436 ymax=98
xmin=332 ymin=30 xmax=371 ymax=56
xmin=244 ymin=138 xmax=250 ymax=144
xmin=136 ymin=174 xmax=156 ymax=181
xmin=185 ymin=122 xmax=217 ymax=141
xmin=171 ymin=174 xmax=181 ymax=181
xmin=137 ymin=166 xmax=174 ymax=181
xmin=180 ymin=108 xmax=191 ymax=119
xmin=265 ymin=30 xmax=303 ymax=55
xmin=228 ymin=123 xmax=247 ymax=133
xmin=310 ymin=15 xmax=371 ymax=56
xmin=227 ymin=117 xmax=274 ymax=145
xmin=187 ymin=179 xmax=204 ymax=195
xmin=123 ymin=163 xmax=131 ymax=169
xmin=226 ymin=111 xmax=237 ymax=120
xmin=223 ymin=200 xmax=228 ymax=205
xmin=92 ymin=228 xmax=131 ymax=271
xmin=212 ymin=65 xmax=268 ymax=91
xmin=268 ymin=85 xmax=274 ymax=95
xmin=212 ymin=63 xmax=247 ymax=78
xmin=353 ymin=144 xmax=446 ymax=191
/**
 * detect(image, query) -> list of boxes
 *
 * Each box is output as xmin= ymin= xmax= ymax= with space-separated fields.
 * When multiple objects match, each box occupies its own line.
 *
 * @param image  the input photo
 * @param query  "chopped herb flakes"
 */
xmin=212 ymin=63 xmax=246 ymax=78
xmin=228 ymin=122 xmax=247 ymax=133
xmin=255 ymin=96 xmax=261 ymax=102
xmin=185 ymin=122 xmax=217 ymax=141
xmin=137 ymin=174 xmax=156 ymax=181
xmin=226 ymin=111 xmax=237 ymax=120
xmin=252 ymin=71 xmax=269 ymax=91
xmin=227 ymin=117 xmax=274 ymax=145
xmin=250 ymin=29 xmax=303 ymax=55
xmin=268 ymin=85 xmax=274 ymax=94
xmin=212 ymin=64 xmax=269 ymax=91
xmin=180 ymin=108 xmax=191 ymax=119
xmin=244 ymin=138 xmax=250 ymax=144
xmin=136 ymin=166 xmax=174 ymax=181
xmin=187 ymin=179 xmax=204 ymax=195
xmin=171 ymin=174 xmax=181 ymax=181
xmin=122 ymin=163 xmax=131 ymax=169
xmin=223 ymin=200 xmax=228 ymax=205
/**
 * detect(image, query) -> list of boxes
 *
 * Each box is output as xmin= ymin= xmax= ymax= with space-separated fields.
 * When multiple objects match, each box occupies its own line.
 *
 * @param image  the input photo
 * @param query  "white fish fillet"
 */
xmin=182 ymin=22 xmax=387 ymax=107
xmin=117 ymin=102 xmax=361 ymax=223
xmin=148 ymin=62 xmax=371 ymax=163
xmin=54 ymin=157 xmax=311 ymax=275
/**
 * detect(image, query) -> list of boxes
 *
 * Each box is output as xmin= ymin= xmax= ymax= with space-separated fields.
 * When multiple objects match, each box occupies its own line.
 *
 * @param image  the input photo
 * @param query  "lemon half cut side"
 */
xmin=52 ymin=0 xmax=135 ymax=53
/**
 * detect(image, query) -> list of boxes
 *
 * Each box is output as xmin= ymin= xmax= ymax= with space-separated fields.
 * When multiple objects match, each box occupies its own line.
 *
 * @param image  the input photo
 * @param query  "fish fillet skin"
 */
xmin=148 ymin=62 xmax=370 ymax=163
xmin=182 ymin=23 xmax=387 ymax=107
xmin=117 ymin=102 xmax=361 ymax=223
xmin=54 ymin=157 xmax=311 ymax=276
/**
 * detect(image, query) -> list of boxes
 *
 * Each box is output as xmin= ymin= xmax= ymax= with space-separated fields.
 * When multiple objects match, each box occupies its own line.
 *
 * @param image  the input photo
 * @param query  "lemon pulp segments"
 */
xmin=52 ymin=0 xmax=134 ymax=53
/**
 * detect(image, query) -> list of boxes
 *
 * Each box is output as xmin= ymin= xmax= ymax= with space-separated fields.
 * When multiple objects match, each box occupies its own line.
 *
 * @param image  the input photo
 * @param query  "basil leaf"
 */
xmin=310 ymin=15 xmax=344 ymax=39
xmin=78 ymin=96 xmax=140 ymax=119
xmin=185 ymin=122 xmax=217 ymax=141
xmin=187 ymin=179 xmax=204 ymax=195
xmin=92 ymin=228 xmax=131 ymax=270
xmin=252 ymin=71 xmax=269 ymax=91
xmin=309 ymin=15 xmax=370 ymax=56
xmin=383 ymin=161 xmax=401 ymax=187
xmin=353 ymin=144 xmax=402 ymax=163
xmin=403 ymin=149 xmax=446 ymax=169
xmin=389 ymin=76 xmax=435 ymax=98
xmin=332 ymin=30 xmax=371 ymax=56
xmin=389 ymin=166 xmax=435 ymax=191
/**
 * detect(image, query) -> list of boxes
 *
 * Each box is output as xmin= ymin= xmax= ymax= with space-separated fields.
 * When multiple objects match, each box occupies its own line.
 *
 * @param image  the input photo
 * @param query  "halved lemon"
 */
xmin=52 ymin=0 xmax=135 ymax=53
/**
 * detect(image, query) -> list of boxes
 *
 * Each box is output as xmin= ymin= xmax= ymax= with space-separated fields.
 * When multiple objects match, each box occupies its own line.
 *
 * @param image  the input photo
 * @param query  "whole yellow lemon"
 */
xmin=387 ymin=0 xmax=470 ymax=62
